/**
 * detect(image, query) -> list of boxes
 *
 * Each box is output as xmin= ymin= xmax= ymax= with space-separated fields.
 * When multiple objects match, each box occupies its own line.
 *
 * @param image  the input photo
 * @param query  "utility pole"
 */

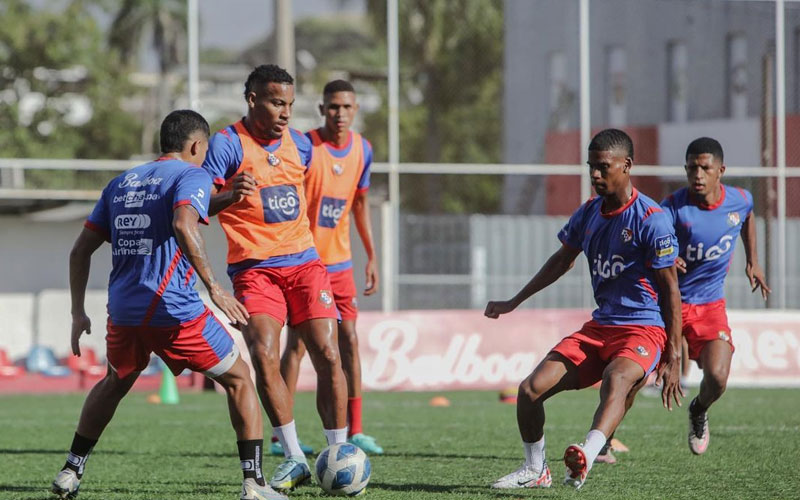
xmin=274 ymin=0 xmax=295 ymax=77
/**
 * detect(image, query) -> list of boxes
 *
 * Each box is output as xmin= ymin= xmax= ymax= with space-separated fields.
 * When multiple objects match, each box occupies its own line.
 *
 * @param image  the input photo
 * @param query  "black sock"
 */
xmin=690 ymin=397 xmax=708 ymax=416
xmin=63 ymin=432 xmax=98 ymax=479
xmin=238 ymin=439 xmax=265 ymax=486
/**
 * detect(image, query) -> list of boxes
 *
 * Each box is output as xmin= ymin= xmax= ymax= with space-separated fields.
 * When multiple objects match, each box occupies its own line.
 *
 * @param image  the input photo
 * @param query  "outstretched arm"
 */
xmin=352 ymin=190 xmax=378 ymax=295
xmin=740 ymin=212 xmax=770 ymax=300
xmin=172 ymin=204 xmax=249 ymax=327
xmin=69 ymin=228 xmax=106 ymax=356
xmin=484 ymin=244 xmax=581 ymax=318
xmin=652 ymin=265 xmax=684 ymax=411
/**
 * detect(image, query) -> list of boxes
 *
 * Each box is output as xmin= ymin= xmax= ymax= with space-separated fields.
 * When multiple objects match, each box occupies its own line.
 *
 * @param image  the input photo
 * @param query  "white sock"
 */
xmin=274 ymin=420 xmax=304 ymax=459
xmin=523 ymin=437 xmax=545 ymax=471
xmin=324 ymin=427 xmax=348 ymax=445
xmin=582 ymin=429 xmax=607 ymax=467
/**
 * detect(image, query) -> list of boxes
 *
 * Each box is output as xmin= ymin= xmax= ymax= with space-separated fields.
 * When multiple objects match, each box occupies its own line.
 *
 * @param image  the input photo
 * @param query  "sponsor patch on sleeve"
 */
xmin=655 ymin=235 xmax=674 ymax=257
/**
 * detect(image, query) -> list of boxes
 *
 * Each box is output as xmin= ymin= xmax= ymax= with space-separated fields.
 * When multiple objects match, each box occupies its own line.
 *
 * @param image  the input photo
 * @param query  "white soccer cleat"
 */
xmin=240 ymin=478 xmax=288 ymax=500
xmin=688 ymin=409 xmax=710 ymax=455
xmin=51 ymin=469 xmax=80 ymax=499
xmin=563 ymin=444 xmax=589 ymax=489
xmin=491 ymin=461 xmax=552 ymax=489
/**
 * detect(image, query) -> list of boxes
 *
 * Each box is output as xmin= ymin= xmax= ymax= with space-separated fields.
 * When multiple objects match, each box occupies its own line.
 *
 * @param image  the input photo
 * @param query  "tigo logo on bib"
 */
xmin=260 ymin=185 xmax=300 ymax=223
xmin=319 ymin=196 xmax=347 ymax=228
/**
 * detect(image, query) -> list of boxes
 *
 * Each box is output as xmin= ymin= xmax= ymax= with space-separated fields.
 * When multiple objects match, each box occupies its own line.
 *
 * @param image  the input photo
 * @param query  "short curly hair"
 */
xmin=243 ymin=64 xmax=294 ymax=99
xmin=588 ymin=128 xmax=634 ymax=159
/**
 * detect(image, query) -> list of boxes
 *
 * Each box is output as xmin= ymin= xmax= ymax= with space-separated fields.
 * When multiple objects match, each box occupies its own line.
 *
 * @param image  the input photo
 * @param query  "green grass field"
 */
xmin=1 ymin=388 xmax=798 ymax=500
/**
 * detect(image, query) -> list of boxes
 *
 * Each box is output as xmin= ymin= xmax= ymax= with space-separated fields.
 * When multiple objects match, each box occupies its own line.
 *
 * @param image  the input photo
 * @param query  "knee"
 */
xmin=248 ymin=343 xmax=280 ymax=374
xmin=705 ymin=365 xmax=729 ymax=394
xmin=602 ymin=370 xmax=637 ymax=397
xmin=312 ymin=342 xmax=341 ymax=373
xmin=338 ymin=327 xmax=359 ymax=353
xmin=518 ymin=376 xmax=545 ymax=403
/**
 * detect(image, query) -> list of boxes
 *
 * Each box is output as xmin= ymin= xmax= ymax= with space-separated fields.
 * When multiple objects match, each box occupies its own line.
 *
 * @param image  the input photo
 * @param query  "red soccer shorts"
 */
xmin=106 ymin=308 xmax=238 ymax=379
xmin=682 ymin=298 xmax=734 ymax=361
xmin=328 ymin=268 xmax=358 ymax=321
xmin=232 ymin=259 xmax=339 ymax=327
xmin=551 ymin=320 xmax=666 ymax=389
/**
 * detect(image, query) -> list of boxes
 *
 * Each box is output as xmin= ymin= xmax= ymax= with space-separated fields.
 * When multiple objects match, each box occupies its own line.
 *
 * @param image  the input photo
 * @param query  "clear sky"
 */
xmin=198 ymin=0 xmax=365 ymax=50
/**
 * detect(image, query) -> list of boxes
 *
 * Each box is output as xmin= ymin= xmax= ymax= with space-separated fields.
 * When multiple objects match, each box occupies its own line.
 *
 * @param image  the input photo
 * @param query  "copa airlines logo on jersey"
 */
xmin=592 ymin=253 xmax=625 ymax=279
xmin=685 ymin=235 xmax=733 ymax=262
xmin=113 ymin=238 xmax=153 ymax=256
xmin=260 ymin=185 xmax=300 ymax=223
xmin=319 ymin=196 xmax=347 ymax=228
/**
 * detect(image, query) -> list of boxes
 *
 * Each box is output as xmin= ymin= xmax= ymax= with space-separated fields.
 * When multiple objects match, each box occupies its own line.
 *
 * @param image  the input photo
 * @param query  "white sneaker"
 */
xmin=563 ymin=444 xmax=589 ymax=489
xmin=491 ymin=462 xmax=552 ymax=489
xmin=241 ymin=478 xmax=288 ymax=500
xmin=51 ymin=469 xmax=80 ymax=499
xmin=688 ymin=408 xmax=710 ymax=455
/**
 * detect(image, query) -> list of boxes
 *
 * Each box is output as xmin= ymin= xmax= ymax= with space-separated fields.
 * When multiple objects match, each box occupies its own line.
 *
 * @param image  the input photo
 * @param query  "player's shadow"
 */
xmin=0 ymin=448 xmax=125 ymax=456
xmin=369 ymin=481 xmax=552 ymax=497
xmin=380 ymin=451 xmax=512 ymax=461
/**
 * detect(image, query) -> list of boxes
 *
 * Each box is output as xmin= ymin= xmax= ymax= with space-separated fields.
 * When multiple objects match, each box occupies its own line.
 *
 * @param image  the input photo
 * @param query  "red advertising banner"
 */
xmin=241 ymin=309 xmax=800 ymax=391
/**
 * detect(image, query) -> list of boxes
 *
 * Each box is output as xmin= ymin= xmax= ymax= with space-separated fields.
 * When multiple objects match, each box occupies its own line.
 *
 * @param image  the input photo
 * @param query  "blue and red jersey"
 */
xmin=558 ymin=189 xmax=678 ymax=326
xmin=661 ymin=185 xmax=753 ymax=304
xmin=304 ymin=129 xmax=372 ymax=271
xmin=202 ymin=120 xmax=319 ymax=278
xmin=85 ymin=159 xmax=212 ymax=326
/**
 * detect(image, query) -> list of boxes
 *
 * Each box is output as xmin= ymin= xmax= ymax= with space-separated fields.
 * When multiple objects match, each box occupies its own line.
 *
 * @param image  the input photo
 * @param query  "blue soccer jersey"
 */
xmin=85 ymin=159 xmax=212 ymax=326
xmin=558 ymin=189 xmax=678 ymax=326
xmin=661 ymin=185 xmax=753 ymax=304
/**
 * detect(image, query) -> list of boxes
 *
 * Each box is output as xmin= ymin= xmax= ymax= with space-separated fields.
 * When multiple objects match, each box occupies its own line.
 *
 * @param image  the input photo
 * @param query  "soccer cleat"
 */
xmin=268 ymin=457 xmax=311 ymax=492
xmin=594 ymin=440 xmax=617 ymax=465
xmin=688 ymin=407 xmax=710 ymax=455
xmin=269 ymin=439 xmax=314 ymax=456
xmin=491 ymin=461 xmax=552 ymax=489
xmin=563 ymin=444 xmax=589 ymax=489
xmin=348 ymin=433 xmax=384 ymax=455
xmin=240 ymin=478 xmax=288 ymax=500
xmin=51 ymin=469 xmax=80 ymax=499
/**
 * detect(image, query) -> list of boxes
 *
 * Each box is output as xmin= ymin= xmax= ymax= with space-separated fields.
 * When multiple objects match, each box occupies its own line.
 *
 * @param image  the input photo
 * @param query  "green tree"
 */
xmin=109 ymin=0 xmax=187 ymax=153
xmin=365 ymin=0 xmax=504 ymax=213
xmin=0 ymin=0 xmax=141 ymax=188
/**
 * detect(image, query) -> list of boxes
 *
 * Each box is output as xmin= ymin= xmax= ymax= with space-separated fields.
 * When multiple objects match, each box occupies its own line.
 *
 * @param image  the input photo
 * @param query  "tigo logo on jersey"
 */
xmin=592 ymin=253 xmax=625 ymax=279
xmin=621 ymin=227 xmax=633 ymax=243
xmin=319 ymin=290 xmax=333 ymax=308
xmin=727 ymin=211 xmax=741 ymax=227
xmin=319 ymin=196 xmax=347 ymax=228
xmin=655 ymin=235 xmax=674 ymax=257
xmin=685 ymin=235 xmax=733 ymax=262
xmin=260 ymin=185 xmax=300 ymax=223
xmin=114 ymin=214 xmax=151 ymax=230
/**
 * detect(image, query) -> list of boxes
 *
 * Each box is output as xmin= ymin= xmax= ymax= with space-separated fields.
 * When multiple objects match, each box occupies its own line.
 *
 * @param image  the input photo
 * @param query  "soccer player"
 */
xmin=203 ymin=64 xmax=348 ymax=492
xmin=273 ymin=79 xmax=383 ymax=456
xmin=661 ymin=137 xmax=770 ymax=455
xmin=51 ymin=110 xmax=286 ymax=500
xmin=486 ymin=129 xmax=683 ymax=490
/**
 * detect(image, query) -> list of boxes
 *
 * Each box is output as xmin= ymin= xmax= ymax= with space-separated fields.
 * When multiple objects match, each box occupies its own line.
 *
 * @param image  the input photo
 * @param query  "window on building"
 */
xmin=607 ymin=46 xmax=626 ymax=126
xmin=667 ymin=41 xmax=688 ymax=122
xmin=727 ymin=34 xmax=748 ymax=119
xmin=548 ymin=51 xmax=569 ymax=131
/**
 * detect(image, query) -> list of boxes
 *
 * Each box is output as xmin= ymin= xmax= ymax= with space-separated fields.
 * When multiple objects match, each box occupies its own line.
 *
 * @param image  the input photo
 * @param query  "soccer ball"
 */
xmin=314 ymin=442 xmax=371 ymax=496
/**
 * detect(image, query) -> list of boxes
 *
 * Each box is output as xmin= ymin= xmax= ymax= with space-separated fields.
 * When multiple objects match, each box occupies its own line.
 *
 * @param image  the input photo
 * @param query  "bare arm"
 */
xmin=69 ymin=228 xmax=106 ymax=356
xmin=485 ymin=244 xmax=581 ymax=318
xmin=208 ymin=172 xmax=256 ymax=216
xmin=740 ymin=212 xmax=770 ymax=300
xmin=652 ymin=265 xmax=684 ymax=410
xmin=352 ymin=190 xmax=378 ymax=295
xmin=172 ymin=205 xmax=249 ymax=327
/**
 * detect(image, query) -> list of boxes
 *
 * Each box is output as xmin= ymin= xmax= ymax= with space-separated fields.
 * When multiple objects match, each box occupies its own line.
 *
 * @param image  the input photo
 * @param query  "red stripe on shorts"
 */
xmin=142 ymin=248 xmax=183 ymax=326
